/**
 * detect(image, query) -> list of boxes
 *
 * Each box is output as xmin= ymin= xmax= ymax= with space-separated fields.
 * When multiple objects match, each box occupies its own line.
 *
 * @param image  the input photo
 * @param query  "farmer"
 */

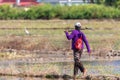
xmin=64 ymin=22 xmax=91 ymax=80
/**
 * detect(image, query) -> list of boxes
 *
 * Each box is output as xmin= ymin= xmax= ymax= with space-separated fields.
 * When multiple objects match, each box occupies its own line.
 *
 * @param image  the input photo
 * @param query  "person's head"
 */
xmin=74 ymin=22 xmax=81 ymax=30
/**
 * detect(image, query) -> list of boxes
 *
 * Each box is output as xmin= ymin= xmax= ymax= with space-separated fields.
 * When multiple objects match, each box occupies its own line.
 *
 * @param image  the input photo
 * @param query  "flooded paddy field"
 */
xmin=0 ymin=60 xmax=119 ymax=80
xmin=0 ymin=20 xmax=120 ymax=80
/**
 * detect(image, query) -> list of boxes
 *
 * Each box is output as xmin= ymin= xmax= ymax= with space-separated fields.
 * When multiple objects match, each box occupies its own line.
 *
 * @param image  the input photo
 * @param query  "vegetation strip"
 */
xmin=0 ymin=73 xmax=71 ymax=79
xmin=0 ymin=4 xmax=120 ymax=19
xmin=0 ymin=73 xmax=119 ymax=80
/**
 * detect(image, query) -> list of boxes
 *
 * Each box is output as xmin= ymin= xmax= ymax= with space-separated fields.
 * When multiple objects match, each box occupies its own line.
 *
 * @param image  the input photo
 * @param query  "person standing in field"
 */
xmin=64 ymin=22 xmax=91 ymax=80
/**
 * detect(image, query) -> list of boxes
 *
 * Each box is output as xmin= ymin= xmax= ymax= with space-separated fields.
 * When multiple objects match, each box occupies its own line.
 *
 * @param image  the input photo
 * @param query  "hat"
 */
xmin=75 ymin=22 xmax=81 ymax=27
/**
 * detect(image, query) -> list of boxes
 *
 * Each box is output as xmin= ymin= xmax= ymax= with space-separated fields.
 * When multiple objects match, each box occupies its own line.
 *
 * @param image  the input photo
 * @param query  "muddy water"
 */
xmin=0 ymin=60 xmax=120 ymax=79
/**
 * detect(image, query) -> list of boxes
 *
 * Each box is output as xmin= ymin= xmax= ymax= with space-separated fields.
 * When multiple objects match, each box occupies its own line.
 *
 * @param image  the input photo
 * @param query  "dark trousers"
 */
xmin=73 ymin=49 xmax=85 ymax=75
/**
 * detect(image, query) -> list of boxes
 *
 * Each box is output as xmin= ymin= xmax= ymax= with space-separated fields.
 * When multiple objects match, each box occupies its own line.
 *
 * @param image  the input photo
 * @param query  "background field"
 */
xmin=0 ymin=19 xmax=120 ymax=55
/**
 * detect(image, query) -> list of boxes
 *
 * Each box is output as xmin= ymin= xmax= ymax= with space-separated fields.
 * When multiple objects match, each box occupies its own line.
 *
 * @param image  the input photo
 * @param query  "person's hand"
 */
xmin=89 ymin=50 xmax=92 ymax=55
xmin=88 ymin=51 xmax=91 ymax=60
xmin=89 ymin=53 xmax=91 ymax=57
xmin=88 ymin=50 xmax=91 ymax=54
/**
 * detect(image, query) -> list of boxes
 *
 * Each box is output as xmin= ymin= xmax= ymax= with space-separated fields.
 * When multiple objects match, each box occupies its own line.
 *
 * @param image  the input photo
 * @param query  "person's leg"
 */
xmin=73 ymin=50 xmax=79 ymax=80
xmin=78 ymin=49 xmax=87 ymax=77
xmin=83 ymin=68 xmax=87 ymax=77
xmin=73 ymin=62 xmax=78 ymax=80
xmin=78 ymin=50 xmax=84 ymax=72
xmin=73 ymin=49 xmax=87 ymax=79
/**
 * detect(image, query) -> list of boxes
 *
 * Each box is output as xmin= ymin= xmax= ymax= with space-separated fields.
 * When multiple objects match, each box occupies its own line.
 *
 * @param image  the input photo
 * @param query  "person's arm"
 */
xmin=64 ymin=30 xmax=74 ymax=40
xmin=82 ymin=33 xmax=91 ymax=54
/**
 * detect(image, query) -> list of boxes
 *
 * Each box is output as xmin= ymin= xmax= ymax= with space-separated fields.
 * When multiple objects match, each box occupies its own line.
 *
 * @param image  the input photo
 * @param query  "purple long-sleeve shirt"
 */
xmin=65 ymin=30 xmax=91 ymax=53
